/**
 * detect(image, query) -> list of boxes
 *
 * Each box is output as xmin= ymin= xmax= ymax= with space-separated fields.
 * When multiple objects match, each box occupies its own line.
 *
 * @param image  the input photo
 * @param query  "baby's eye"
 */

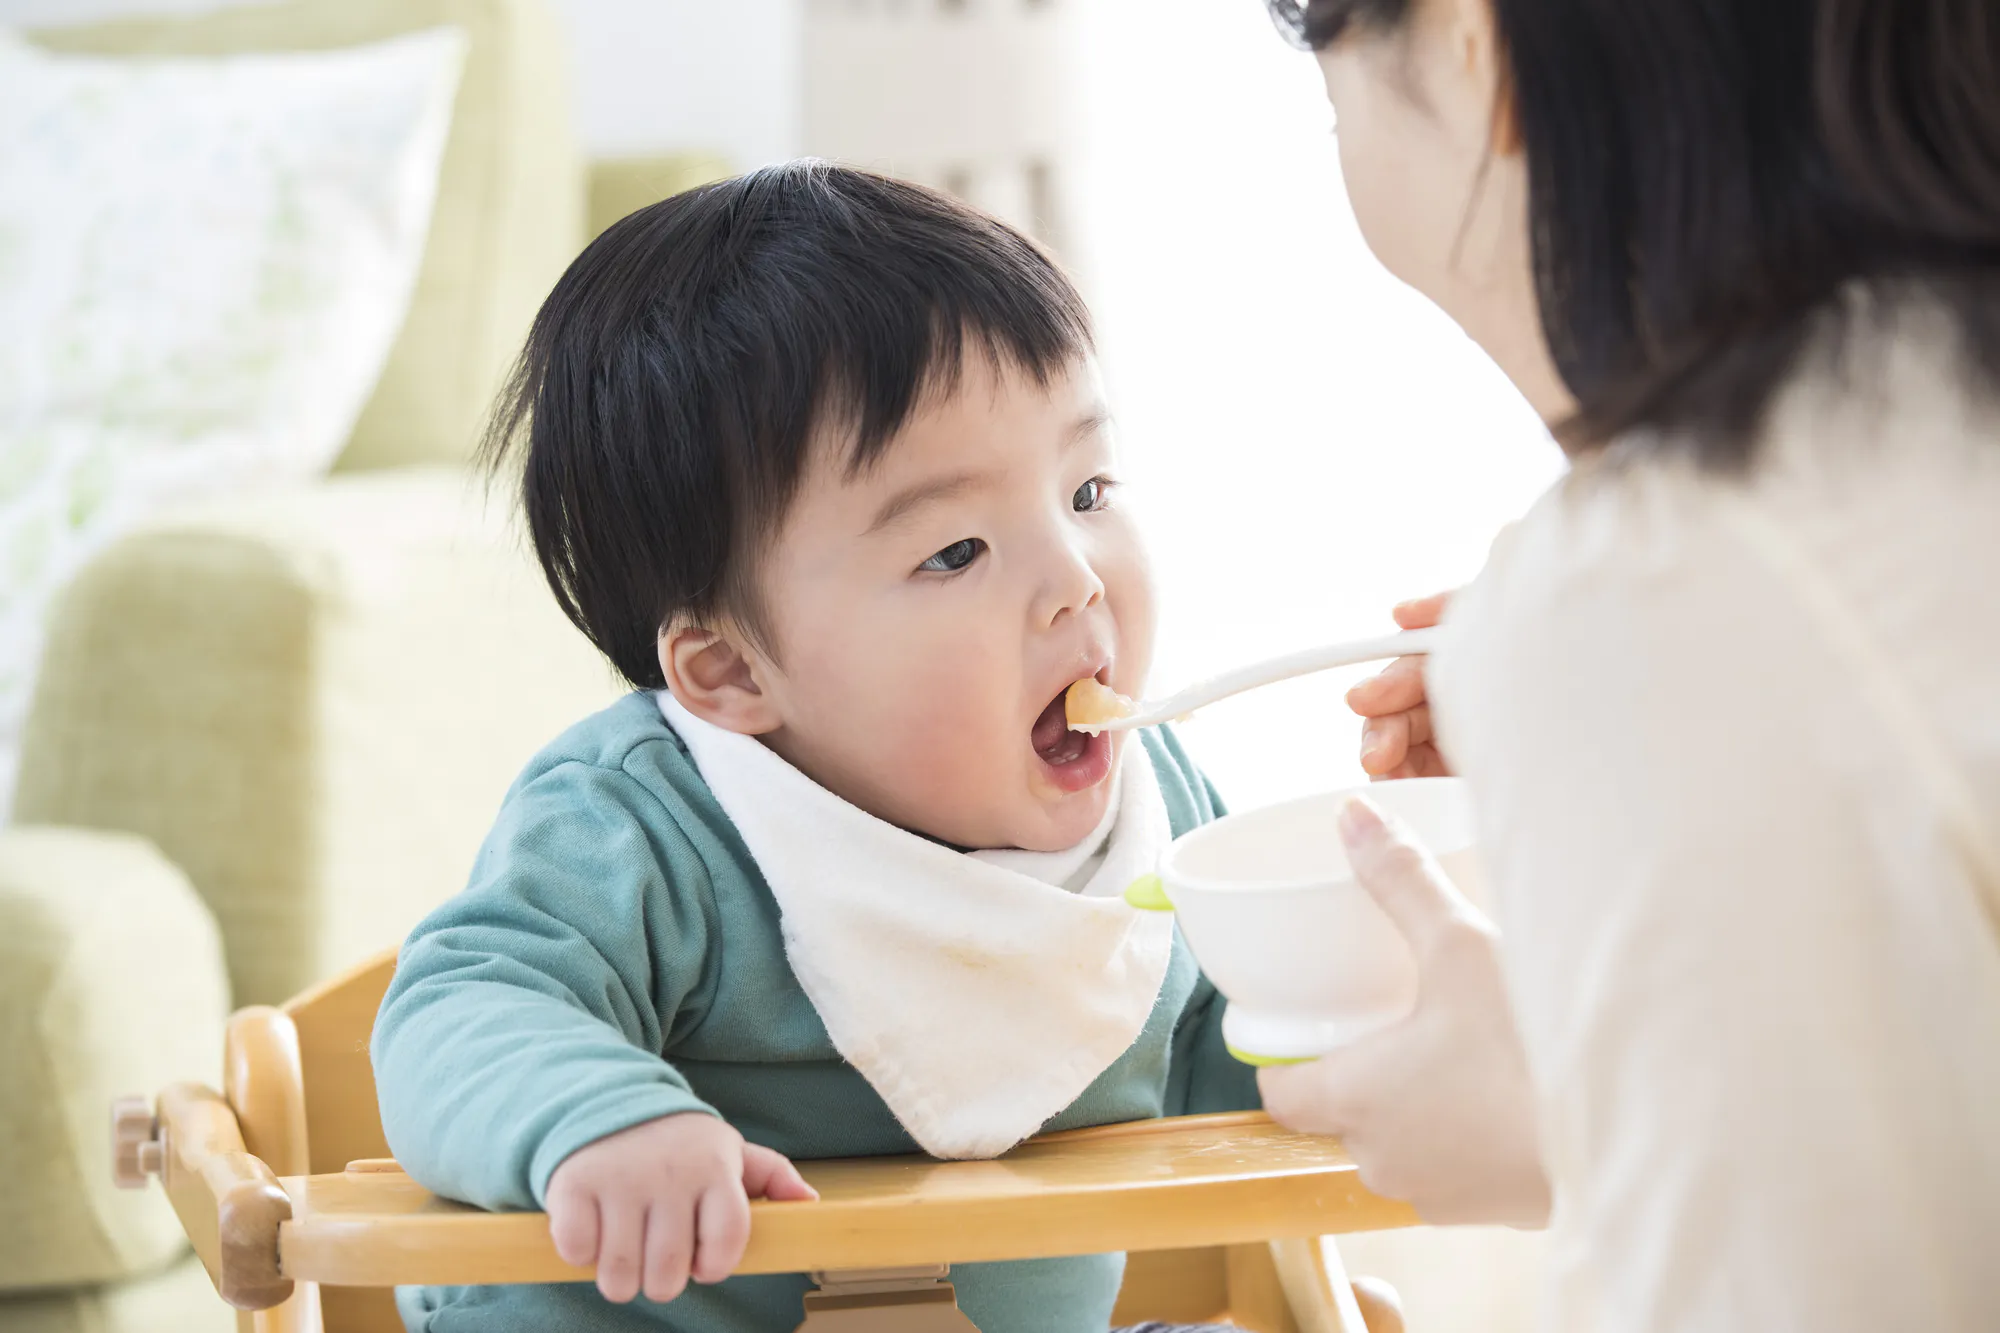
xmin=1073 ymin=477 xmax=1114 ymax=512
xmin=917 ymin=538 xmax=986 ymax=574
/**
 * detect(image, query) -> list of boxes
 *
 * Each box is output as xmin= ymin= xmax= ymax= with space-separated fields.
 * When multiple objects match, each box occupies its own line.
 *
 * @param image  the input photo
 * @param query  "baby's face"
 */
xmin=750 ymin=354 xmax=1153 ymax=852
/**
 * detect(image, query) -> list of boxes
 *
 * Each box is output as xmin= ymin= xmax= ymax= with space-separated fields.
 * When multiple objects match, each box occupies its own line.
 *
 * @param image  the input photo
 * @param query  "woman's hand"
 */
xmin=1350 ymin=593 xmax=1453 ymax=779
xmin=1258 ymin=798 xmax=1550 ymax=1228
xmin=546 ymin=1113 xmax=818 ymax=1304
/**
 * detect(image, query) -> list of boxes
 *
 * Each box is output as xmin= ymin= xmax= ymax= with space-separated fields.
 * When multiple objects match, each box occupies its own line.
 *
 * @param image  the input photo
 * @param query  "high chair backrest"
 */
xmin=228 ymin=949 xmax=397 ymax=1179
xmin=225 ymin=949 xmax=401 ymax=1333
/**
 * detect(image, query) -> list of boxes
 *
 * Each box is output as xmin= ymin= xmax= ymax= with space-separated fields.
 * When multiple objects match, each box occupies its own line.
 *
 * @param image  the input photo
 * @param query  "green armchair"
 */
xmin=0 ymin=2 xmax=723 ymax=1327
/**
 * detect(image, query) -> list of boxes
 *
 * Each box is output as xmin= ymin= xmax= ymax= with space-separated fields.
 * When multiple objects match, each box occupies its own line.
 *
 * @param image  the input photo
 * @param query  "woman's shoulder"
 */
xmin=1440 ymin=447 xmax=1738 ymax=688
xmin=1435 ymin=327 xmax=2000 ymax=801
xmin=1464 ymin=326 xmax=2000 ymax=654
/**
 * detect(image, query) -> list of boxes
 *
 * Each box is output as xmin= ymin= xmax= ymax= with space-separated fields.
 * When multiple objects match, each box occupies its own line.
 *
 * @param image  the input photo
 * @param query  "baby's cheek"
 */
xmin=896 ymin=656 xmax=1014 ymax=762
xmin=1100 ymin=527 xmax=1158 ymax=688
xmin=875 ymin=652 xmax=1021 ymax=806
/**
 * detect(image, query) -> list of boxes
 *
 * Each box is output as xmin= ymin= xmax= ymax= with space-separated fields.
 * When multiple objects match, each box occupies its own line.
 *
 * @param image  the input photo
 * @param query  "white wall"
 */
xmin=802 ymin=0 xmax=1076 ymax=249
xmin=0 ymin=0 xmax=803 ymax=169
xmin=1069 ymin=0 xmax=1564 ymax=813
xmin=547 ymin=0 xmax=800 ymax=167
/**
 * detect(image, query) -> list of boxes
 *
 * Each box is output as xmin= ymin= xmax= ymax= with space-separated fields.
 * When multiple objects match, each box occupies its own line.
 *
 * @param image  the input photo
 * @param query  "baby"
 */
xmin=373 ymin=162 xmax=1255 ymax=1333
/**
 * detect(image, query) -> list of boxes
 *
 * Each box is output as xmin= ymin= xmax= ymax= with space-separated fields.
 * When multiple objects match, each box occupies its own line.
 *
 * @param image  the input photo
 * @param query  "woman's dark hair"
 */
xmin=1267 ymin=0 xmax=2000 ymax=463
xmin=483 ymin=161 xmax=1092 ymax=688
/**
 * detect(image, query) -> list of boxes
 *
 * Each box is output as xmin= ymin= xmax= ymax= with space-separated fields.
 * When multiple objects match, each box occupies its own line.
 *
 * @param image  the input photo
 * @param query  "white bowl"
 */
xmin=1129 ymin=778 xmax=1482 ymax=1064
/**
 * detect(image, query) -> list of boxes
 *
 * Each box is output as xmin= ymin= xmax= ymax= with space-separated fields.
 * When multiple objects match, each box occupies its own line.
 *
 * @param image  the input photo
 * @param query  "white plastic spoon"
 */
xmin=1066 ymin=628 xmax=1443 ymax=734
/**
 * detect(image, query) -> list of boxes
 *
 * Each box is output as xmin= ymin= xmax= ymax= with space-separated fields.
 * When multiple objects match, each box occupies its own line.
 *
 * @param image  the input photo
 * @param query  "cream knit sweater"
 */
xmin=1432 ymin=305 xmax=2000 ymax=1331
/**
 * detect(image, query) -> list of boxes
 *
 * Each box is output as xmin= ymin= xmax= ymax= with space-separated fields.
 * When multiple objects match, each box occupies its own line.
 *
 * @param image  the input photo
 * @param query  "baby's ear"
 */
xmin=658 ymin=623 xmax=781 ymax=735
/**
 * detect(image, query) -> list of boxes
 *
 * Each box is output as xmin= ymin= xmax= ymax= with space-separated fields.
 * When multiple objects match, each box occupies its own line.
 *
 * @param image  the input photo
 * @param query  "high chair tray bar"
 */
xmin=279 ymin=1112 xmax=1418 ymax=1287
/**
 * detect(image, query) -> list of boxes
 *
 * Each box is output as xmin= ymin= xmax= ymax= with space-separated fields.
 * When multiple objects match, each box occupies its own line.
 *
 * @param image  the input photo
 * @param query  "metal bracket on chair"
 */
xmin=795 ymin=1265 xmax=982 ymax=1331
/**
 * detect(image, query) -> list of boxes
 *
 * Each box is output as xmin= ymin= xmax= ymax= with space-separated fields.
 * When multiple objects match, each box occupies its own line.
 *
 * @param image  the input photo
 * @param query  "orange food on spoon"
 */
xmin=1065 ymin=678 xmax=1135 ymax=730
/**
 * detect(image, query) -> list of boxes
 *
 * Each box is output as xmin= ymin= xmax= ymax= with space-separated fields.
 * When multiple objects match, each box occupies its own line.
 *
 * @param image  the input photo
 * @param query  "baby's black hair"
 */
xmin=483 ymin=160 xmax=1093 ymax=688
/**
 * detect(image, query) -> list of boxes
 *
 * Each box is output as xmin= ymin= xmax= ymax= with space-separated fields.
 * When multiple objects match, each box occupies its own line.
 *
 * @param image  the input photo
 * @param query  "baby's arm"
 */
xmin=372 ymin=758 xmax=811 ymax=1303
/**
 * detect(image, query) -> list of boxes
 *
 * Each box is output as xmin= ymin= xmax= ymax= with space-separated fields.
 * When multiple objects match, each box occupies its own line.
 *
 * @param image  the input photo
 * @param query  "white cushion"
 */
xmin=0 ymin=25 xmax=466 ymax=814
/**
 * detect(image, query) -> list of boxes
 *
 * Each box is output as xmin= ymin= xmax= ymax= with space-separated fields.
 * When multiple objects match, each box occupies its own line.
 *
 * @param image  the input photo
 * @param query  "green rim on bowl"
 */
xmin=1225 ymin=1045 xmax=1316 ymax=1068
xmin=1122 ymin=873 xmax=1173 ymax=911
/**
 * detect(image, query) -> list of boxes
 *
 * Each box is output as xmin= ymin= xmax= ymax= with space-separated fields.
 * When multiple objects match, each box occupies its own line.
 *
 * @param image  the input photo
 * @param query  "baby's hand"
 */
xmin=546 ymin=1112 xmax=818 ymax=1304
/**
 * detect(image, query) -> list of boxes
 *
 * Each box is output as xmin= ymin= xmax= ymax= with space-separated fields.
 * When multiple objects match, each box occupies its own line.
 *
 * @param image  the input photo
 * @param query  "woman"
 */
xmin=1253 ymin=0 xmax=2000 ymax=1327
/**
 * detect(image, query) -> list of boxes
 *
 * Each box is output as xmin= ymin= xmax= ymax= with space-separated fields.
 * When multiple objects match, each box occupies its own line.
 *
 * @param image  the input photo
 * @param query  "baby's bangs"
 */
xmin=824 ymin=310 xmax=1094 ymax=479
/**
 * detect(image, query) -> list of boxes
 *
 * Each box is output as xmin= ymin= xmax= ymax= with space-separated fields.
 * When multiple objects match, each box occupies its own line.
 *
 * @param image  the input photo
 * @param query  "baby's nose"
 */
xmin=1038 ymin=547 xmax=1106 ymax=627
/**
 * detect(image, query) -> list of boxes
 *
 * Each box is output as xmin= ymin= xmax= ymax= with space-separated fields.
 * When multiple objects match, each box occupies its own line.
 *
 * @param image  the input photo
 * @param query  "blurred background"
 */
xmin=2 ymin=0 xmax=1560 ymax=812
xmin=0 ymin=1 xmax=1554 ymax=1329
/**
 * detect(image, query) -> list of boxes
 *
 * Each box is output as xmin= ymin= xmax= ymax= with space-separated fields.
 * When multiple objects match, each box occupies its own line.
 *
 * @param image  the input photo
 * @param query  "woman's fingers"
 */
xmin=1352 ymin=590 xmax=1453 ymax=720
xmin=1338 ymin=796 xmax=1470 ymax=957
xmin=1361 ymin=705 xmax=1434 ymax=776
xmin=1258 ymin=1052 xmax=1358 ymax=1139
xmin=689 ymin=1183 xmax=752 ymax=1286
xmin=1386 ymin=742 xmax=1452 ymax=782
xmin=1360 ymin=713 xmax=1407 ymax=775
xmin=742 ymin=1143 xmax=819 ymax=1202
xmin=1392 ymin=591 xmax=1452 ymax=631
xmin=1350 ymin=591 xmax=1455 ymax=778
xmin=1347 ymin=656 xmax=1428 ymax=718
xmin=640 ymin=1198 xmax=696 ymax=1304
xmin=594 ymin=1197 xmax=646 ymax=1303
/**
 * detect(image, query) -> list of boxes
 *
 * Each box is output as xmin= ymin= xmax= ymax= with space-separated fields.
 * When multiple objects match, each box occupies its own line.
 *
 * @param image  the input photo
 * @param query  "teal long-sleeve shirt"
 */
xmin=374 ymin=692 xmax=1258 ymax=1333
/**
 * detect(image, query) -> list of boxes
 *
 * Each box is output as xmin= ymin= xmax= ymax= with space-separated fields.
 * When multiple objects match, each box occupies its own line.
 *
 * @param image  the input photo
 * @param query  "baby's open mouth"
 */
xmin=1032 ymin=689 xmax=1090 ymax=765
xmin=1031 ymin=680 xmax=1114 ymax=793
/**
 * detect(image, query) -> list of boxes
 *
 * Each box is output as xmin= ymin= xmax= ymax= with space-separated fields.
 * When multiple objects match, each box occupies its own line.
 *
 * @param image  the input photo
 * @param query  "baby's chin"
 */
xmin=824 ymin=729 xmax=1123 ymax=854
xmin=1011 ymin=752 xmax=1122 ymax=851
xmin=889 ymin=765 xmax=1117 ymax=854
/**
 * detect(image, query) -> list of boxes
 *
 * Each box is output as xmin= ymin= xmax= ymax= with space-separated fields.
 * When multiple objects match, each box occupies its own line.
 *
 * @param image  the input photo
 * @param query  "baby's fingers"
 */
xmin=742 ymin=1143 xmax=819 ymax=1202
xmin=594 ymin=1198 xmax=646 ymax=1303
xmin=547 ymin=1188 xmax=600 ymax=1270
xmin=641 ymin=1200 xmax=696 ymax=1304
xmin=690 ymin=1182 xmax=752 ymax=1285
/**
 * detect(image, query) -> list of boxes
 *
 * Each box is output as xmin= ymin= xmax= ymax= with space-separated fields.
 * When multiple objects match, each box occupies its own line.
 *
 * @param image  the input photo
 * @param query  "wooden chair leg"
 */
xmin=1265 ymin=1237 xmax=1400 ymax=1333
xmin=1223 ymin=1242 xmax=1300 ymax=1333
xmin=1113 ymin=1247 xmax=1231 ymax=1326
xmin=248 ymin=1285 xmax=323 ymax=1333
xmin=1349 ymin=1276 xmax=1405 ymax=1333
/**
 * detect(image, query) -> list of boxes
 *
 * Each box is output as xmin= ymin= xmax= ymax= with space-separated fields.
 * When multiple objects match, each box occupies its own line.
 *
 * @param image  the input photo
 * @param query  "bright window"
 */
xmin=1070 ymin=0 xmax=1563 ymax=809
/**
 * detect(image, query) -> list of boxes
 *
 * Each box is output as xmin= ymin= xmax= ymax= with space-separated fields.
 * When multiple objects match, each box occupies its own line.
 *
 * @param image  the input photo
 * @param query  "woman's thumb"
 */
xmin=1339 ymin=795 xmax=1464 ymax=956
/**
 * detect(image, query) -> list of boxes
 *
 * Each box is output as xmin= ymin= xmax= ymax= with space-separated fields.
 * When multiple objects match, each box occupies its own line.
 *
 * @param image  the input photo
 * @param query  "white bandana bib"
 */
xmin=657 ymin=692 xmax=1174 ymax=1159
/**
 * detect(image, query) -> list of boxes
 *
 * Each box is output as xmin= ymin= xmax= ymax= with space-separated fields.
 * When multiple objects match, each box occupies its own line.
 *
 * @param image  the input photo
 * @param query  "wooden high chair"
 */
xmin=112 ymin=949 xmax=1418 ymax=1333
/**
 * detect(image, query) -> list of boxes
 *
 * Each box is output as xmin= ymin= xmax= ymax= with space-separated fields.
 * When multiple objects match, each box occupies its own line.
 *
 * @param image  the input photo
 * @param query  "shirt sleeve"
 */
xmin=1437 ymin=484 xmax=2000 ymax=1331
xmin=372 ymin=758 xmax=722 ymax=1211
